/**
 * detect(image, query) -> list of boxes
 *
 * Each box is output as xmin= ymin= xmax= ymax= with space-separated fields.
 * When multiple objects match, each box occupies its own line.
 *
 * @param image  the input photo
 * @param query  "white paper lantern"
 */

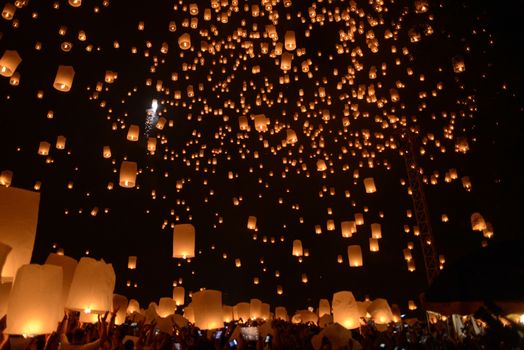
xmin=332 ymin=291 xmax=360 ymax=330
xmin=318 ymin=299 xmax=331 ymax=317
xmin=347 ymin=245 xmax=363 ymax=267
xmin=66 ymin=257 xmax=115 ymax=314
xmin=0 ymin=282 xmax=12 ymax=318
xmin=249 ymin=298 xmax=262 ymax=320
xmin=367 ymin=299 xmax=393 ymax=324
xmin=157 ymin=297 xmax=177 ymax=317
xmin=53 ymin=65 xmax=75 ymax=92
xmin=119 ymin=161 xmax=137 ymax=188
xmin=274 ymin=306 xmax=288 ymax=321
xmin=0 ymin=50 xmax=21 ymax=77
xmin=45 ymin=253 xmax=77 ymax=315
xmin=222 ymin=305 xmax=234 ymax=322
xmin=113 ymin=294 xmax=129 ymax=325
xmin=173 ymin=286 xmax=184 ymax=306
xmin=7 ymin=264 xmax=62 ymax=335
xmin=127 ymin=299 xmax=140 ymax=314
xmin=172 ymin=224 xmax=195 ymax=259
xmin=192 ymin=290 xmax=223 ymax=330
xmin=292 ymin=240 xmax=303 ymax=256
xmin=234 ymin=302 xmax=250 ymax=321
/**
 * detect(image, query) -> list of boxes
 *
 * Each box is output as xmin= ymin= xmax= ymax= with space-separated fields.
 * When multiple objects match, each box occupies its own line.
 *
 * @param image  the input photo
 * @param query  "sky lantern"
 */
xmin=371 ymin=223 xmax=382 ymax=239
xmin=292 ymin=239 xmax=303 ymax=256
xmin=157 ymin=297 xmax=177 ymax=317
xmin=234 ymin=302 xmax=250 ymax=322
xmin=286 ymin=129 xmax=298 ymax=144
xmin=172 ymin=224 xmax=195 ymax=259
xmin=470 ymin=212 xmax=487 ymax=231
xmin=178 ymin=33 xmax=191 ymax=50
xmin=0 ymin=50 xmax=21 ymax=77
xmin=38 ymin=141 xmax=50 ymax=156
xmin=192 ymin=289 xmax=223 ymax=330
xmin=369 ymin=238 xmax=379 ymax=252
xmin=1 ymin=3 xmax=16 ymax=20
xmin=127 ymin=256 xmax=137 ymax=269
xmin=103 ymin=146 xmax=111 ymax=158
xmin=147 ymin=137 xmax=157 ymax=152
xmin=0 ymin=170 xmax=13 ymax=187
xmin=53 ymin=65 xmax=75 ymax=92
xmin=45 ymin=253 xmax=77 ymax=314
xmin=347 ymin=245 xmax=363 ymax=267
xmin=363 ymin=177 xmax=376 ymax=193
xmin=156 ymin=117 xmax=167 ymax=130
xmin=127 ymin=124 xmax=140 ymax=141
xmin=367 ymin=299 xmax=394 ymax=324
xmin=6 ymin=264 xmax=62 ymax=335
xmin=66 ymin=257 xmax=116 ymax=314
xmin=119 ymin=161 xmax=137 ymax=188
xmin=68 ymin=0 xmax=81 ymax=7
xmin=318 ymin=299 xmax=330 ymax=317
xmin=173 ymin=286 xmax=184 ymax=306
xmin=0 ymin=186 xmax=40 ymax=281
xmin=340 ymin=221 xmax=355 ymax=238
xmin=113 ymin=294 xmax=128 ymax=325
xmin=55 ymin=136 xmax=66 ymax=150
xmin=249 ymin=298 xmax=262 ymax=319
xmin=247 ymin=216 xmax=257 ymax=230
xmin=332 ymin=291 xmax=360 ymax=330
xmin=452 ymin=56 xmax=465 ymax=73
xmin=408 ymin=300 xmax=417 ymax=310
xmin=284 ymin=31 xmax=296 ymax=51
xmin=127 ymin=299 xmax=140 ymax=314
xmin=275 ymin=306 xmax=288 ymax=321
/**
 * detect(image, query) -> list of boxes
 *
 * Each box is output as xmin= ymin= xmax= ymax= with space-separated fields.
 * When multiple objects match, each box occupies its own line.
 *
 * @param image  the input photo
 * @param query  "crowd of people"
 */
xmin=0 ymin=307 xmax=523 ymax=350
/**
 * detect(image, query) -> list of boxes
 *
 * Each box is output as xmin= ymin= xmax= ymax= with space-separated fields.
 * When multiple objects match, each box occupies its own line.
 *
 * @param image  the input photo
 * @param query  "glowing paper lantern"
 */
xmin=0 ymin=50 xmax=21 ymax=77
xmin=292 ymin=310 xmax=318 ymax=324
xmin=1 ymin=3 xmax=15 ymax=20
xmin=0 ymin=170 xmax=13 ymax=187
xmin=247 ymin=216 xmax=257 ymax=230
xmin=68 ymin=0 xmax=82 ymax=7
xmin=178 ymin=33 xmax=191 ymax=50
xmin=45 ymin=253 xmax=77 ymax=314
xmin=192 ymin=289 xmax=223 ymax=330
xmin=318 ymin=299 xmax=331 ymax=317
xmin=147 ymin=137 xmax=157 ymax=152
xmin=286 ymin=129 xmax=298 ymax=144
xmin=156 ymin=117 xmax=167 ymax=130
xmin=275 ymin=306 xmax=288 ymax=321
xmin=317 ymin=160 xmax=327 ymax=171
xmin=250 ymin=298 xmax=262 ymax=319
xmin=363 ymin=178 xmax=376 ymax=193
xmin=223 ymin=305 xmax=234 ymax=322
xmin=0 ymin=243 xmax=11 ymax=274
xmin=53 ymin=65 xmax=75 ymax=92
xmin=6 ymin=264 xmax=62 ymax=335
xmin=0 ymin=186 xmax=40 ymax=281
xmin=0 ymin=282 xmax=11 ymax=318
xmin=127 ymin=256 xmax=137 ymax=269
xmin=173 ymin=286 xmax=184 ymax=306
xmin=55 ymin=136 xmax=66 ymax=150
xmin=369 ymin=238 xmax=379 ymax=252
xmin=408 ymin=300 xmax=417 ymax=310
xmin=470 ymin=213 xmax=487 ymax=231
xmin=347 ymin=245 xmax=363 ymax=267
xmin=452 ymin=56 xmax=465 ymax=73
xmin=254 ymin=114 xmax=268 ymax=132
xmin=284 ymin=31 xmax=296 ymax=51
xmin=340 ymin=221 xmax=356 ymax=238
xmin=172 ymin=224 xmax=195 ymax=259
xmin=38 ymin=141 xmax=51 ymax=156
xmin=103 ymin=146 xmax=111 ymax=158
xmin=367 ymin=299 xmax=393 ymax=324
xmin=157 ymin=297 xmax=177 ymax=317
xmin=261 ymin=303 xmax=270 ymax=320
xmin=371 ymin=223 xmax=382 ymax=239
xmin=113 ymin=294 xmax=128 ymax=325
xmin=354 ymin=213 xmax=364 ymax=225
xmin=119 ymin=161 xmax=137 ymax=188
xmin=332 ymin=291 xmax=360 ymax=330
xmin=234 ymin=302 xmax=250 ymax=321
xmin=127 ymin=299 xmax=140 ymax=314
xmin=127 ymin=124 xmax=139 ymax=141
xmin=66 ymin=257 xmax=116 ymax=314
xmin=292 ymin=240 xmax=303 ymax=256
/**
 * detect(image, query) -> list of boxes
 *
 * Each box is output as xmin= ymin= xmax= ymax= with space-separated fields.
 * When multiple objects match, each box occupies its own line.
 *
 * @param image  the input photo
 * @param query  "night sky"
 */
xmin=0 ymin=0 xmax=522 ymax=314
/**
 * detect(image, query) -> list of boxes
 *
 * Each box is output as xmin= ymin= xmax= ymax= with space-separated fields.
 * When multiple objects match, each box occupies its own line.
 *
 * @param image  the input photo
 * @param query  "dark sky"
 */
xmin=0 ymin=0 xmax=522 ymax=314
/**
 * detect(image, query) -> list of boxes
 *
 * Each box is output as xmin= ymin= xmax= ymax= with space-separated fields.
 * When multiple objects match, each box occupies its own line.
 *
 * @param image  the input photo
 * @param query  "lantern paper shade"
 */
xmin=127 ymin=299 xmax=140 ymax=314
xmin=340 ymin=221 xmax=355 ymax=238
xmin=53 ymin=65 xmax=75 ymax=92
xmin=0 ymin=170 xmax=13 ymax=187
xmin=0 ymin=282 xmax=11 ymax=318
xmin=371 ymin=223 xmax=382 ymax=239
xmin=369 ymin=238 xmax=379 ymax=252
xmin=0 ymin=186 xmax=40 ymax=281
xmin=6 ymin=264 xmax=62 ymax=335
xmin=363 ymin=177 xmax=376 ymax=193
xmin=113 ymin=294 xmax=129 ymax=325
xmin=318 ymin=299 xmax=331 ymax=317
xmin=66 ymin=257 xmax=116 ymax=314
xmin=45 ymin=253 xmax=78 ymax=315
xmin=183 ymin=304 xmax=195 ymax=324
xmin=173 ymin=286 xmax=184 ymax=305
xmin=172 ymin=224 xmax=195 ymax=258
xmin=284 ymin=31 xmax=296 ymax=51
xmin=471 ymin=213 xmax=487 ymax=231
xmin=347 ymin=245 xmax=363 ymax=267
xmin=119 ymin=161 xmax=137 ymax=188
xmin=178 ymin=33 xmax=191 ymax=50
xmin=292 ymin=310 xmax=318 ymax=324
xmin=223 ymin=305 xmax=234 ymax=322
xmin=127 ymin=124 xmax=140 ymax=141
xmin=332 ymin=291 xmax=360 ymax=330
xmin=292 ymin=240 xmax=303 ymax=256
xmin=260 ymin=303 xmax=270 ymax=320
xmin=0 ymin=50 xmax=21 ymax=77
xmin=247 ymin=216 xmax=257 ymax=230
xmin=127 ymin=256 xmax=137 ymax=269
xmin=275 ymin=306 xmax=288 ymax=321
xmin=234 ymin=302 xmax=250 ymax=321
xmin=249 ymin=298 xmax=262 ymax=320
xmin=367 ymin=299 xmax=393 ymax=324
xmin=38 ymin=141 xmax=51 ymax=156
xmin=192 ymin=289 xmax=223 ymax=330
xmin=157 ymin=297 xmax=177 ymax=317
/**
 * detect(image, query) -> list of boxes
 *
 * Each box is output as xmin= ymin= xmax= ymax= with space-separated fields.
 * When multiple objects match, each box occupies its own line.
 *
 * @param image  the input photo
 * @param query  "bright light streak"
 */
xmin=152 ymin=99 xmax=158 ymax=112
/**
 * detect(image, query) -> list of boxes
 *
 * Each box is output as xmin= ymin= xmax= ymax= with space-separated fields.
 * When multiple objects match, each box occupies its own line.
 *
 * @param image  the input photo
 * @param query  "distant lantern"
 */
xmin=367 ymin=299 xmax=393 ymax=324
xmin=0 ymin=50 xmax=21 ymax=77
xmin=156 ymin=117 xmax=167 ymax=130
xmin=403 ymin=248 xmax=412 ymax=261
xmin=9 ymin=72 xmax=19 ymax=86
xmin=276 ymin=285 xmax=283 ymax=295
xmin=0 ymin=170 xmax=13 ymax=187
xmin=103 ymin=146 xmax=111 ymax=158
xmin=452 ymin=56 xmax=465 ymax=73
xmin=369 ymin=238 xmax=379 ymax=252
xmin=68 ymin=0 xmax=81 ymax=7
xmin=189 ymin=3 xmax=198 ymax=15
xmin=316 ymin=160 xmax=327 ymax=172
xmin=168 ymin=21 xmax=176 ymax=32
xmin=284 ymin=31 xmax=296 ymax=51
xmin=354 ymin=213 xmax=364 ymax=226
xmin=173 ymin=286 xmax=184 ymax=306
xmin=254 ymin=114 xmax=268 ymax=132
xmin=235 ymin=258 xmax=241 ymax=267
xmin=250 ymin=298 xmax=262 ymax=319
xmin=6 ymin=264 xmax=62 ymax=335
xmin=470 ymin=213 xmax=487 ymax=231
xmin=192 ymin=290 xmax=223 ymax=330
xmin=119 ymin=161 xmax=137 ymax=188
xmin=2 ymin=3 xmax=16 ymax=20
xmin=408 ymin=300 xmax=417 ymax=311
xmin=172 ymin=224 xmax=195 ymax=259
xmin=247 ymin=216 xmax=257 ymax=230
xmin=178 ymin=33 xmax=191 ymax=50
xmin=363 ymin=178 xmax=376 ymax=193
xmin=371 ymin=223 xmax=382 ymax=239
xmin=337 ymin=255 xmax=343 ymax=264
xmin=340 ymin=221 xmax=355 ymax=238
xmin=127 ymin=256 xmax=137 ymax=269
xmin=38 ymin=141 xmax=51 ymax=156
xmin=280 ymin=52 xmax=293 ymax=71
xmin=157 ymin=297 xmax=177 ymax=317
xmin=66 ymin=257 xmax=116 ymax=314
xmin=239 ymin=115 xmax=249 ymax=130
xmin=127 ymin=124 xmax=139 ymax=141
xmin=318 ymin=299 xmax=330 ymax=317
xmin=147 ymin=137 xmax=157 ymax=152
xmin=0 ymin=186 xmax=40 ymax=281
xmin=292 ymin=240 xmax=303 ymax=256
xmin=326 ymin=220 xmax=335 ymax=231
xmin=56 ymin=136 xmax=66 ymax=150
xmin=347 ymin=245 xmax=363 ymax=267
xmin=113 ymin=294 xmax=128 ymax=325
xmin=53 ymin=65 xmax=75 ymax=92
xmin=286 ymin=129 xmax=298 ymax=144
xmin=332 ymin=291 xmax=360 ymax=330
